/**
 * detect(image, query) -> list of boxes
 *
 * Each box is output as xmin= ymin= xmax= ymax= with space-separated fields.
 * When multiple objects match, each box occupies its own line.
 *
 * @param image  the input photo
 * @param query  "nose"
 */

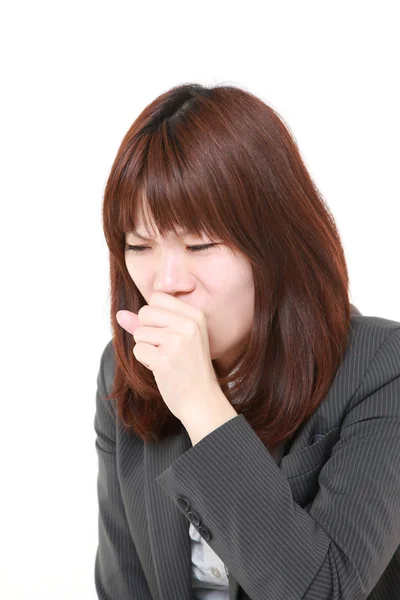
xmin=153 ymin=253 xmax=195 ymax=296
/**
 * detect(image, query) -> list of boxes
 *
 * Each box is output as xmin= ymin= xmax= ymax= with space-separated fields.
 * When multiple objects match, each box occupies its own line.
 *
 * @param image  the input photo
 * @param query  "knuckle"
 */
xmin=184 ymin=319 xmax=197 ymax=336
xmin=138 ymin=306 xmax=148 ymax=322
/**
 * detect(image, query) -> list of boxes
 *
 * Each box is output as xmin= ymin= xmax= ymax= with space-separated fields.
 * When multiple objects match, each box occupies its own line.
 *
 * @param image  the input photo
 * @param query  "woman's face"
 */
xmin=124 ymin=203 xmax=254 ymax=377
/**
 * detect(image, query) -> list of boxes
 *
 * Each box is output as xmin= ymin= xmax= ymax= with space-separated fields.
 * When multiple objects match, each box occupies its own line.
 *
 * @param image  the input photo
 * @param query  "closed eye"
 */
xmin=124 ymin=244 xmax=218 ymax=253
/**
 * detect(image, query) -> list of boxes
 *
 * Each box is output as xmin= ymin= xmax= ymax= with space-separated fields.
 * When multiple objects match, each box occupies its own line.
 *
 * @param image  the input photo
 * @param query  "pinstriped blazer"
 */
xmin=94 ymin=304 xmax=400 ymax=600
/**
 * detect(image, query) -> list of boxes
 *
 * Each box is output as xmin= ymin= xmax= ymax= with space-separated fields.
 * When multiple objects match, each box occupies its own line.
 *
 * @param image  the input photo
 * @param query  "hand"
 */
xmin=115 ymin=292 xmax=220 ymax=422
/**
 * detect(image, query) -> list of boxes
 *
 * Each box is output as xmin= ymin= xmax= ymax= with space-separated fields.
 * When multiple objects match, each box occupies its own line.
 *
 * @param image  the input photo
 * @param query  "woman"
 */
xmin=94 ymin=83 xmax=400 ymax=600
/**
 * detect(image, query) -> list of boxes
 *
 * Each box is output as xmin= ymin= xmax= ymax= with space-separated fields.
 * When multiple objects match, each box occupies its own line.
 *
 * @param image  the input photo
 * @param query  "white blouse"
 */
xmin=190 ymin=521 xmax=230 ymax=599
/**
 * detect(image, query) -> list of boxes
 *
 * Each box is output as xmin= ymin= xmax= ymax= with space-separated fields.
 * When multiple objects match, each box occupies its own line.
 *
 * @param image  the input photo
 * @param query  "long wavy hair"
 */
xmin=101 ymin=82 xmax=351 ymax=450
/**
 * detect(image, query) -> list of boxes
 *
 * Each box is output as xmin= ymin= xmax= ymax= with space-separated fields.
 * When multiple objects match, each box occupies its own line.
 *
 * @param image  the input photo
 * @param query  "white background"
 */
xmin=1 ymin=1 xmax=399 ymax=598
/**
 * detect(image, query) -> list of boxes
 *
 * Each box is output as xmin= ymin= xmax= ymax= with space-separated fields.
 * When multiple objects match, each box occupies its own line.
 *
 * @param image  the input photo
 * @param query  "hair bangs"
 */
xmin=114 ymin=115 xmax=240 ymax=249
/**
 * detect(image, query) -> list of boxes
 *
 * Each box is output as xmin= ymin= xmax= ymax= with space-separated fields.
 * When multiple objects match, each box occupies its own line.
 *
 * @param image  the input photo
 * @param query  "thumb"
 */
xmin=116 ymin=310 xmax=140 ymax=335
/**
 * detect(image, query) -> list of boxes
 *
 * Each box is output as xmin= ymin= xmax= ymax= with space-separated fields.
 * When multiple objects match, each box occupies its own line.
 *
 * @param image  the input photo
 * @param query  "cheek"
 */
xmin=208 ymin=261 xmax=253 ymax=297
xmin=125 ymin=261 xmax=146 ymax=285
xmin=206 ymin=259 xmax=239 ymax=288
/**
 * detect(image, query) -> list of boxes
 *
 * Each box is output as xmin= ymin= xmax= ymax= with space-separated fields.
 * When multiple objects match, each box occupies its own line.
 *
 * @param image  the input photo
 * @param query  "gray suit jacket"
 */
xmin=94 ymin=304 xmax=400 ymax=599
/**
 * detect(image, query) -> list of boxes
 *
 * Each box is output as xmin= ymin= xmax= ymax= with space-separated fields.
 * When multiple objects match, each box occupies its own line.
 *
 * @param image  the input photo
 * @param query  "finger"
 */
xmin=138 ymin=305 xmax=173 ymax=327
xmin=133 ymin=326 xmax=172 ymax=346
xmin=138 ymin=306 xmax=194 ymax=336
xmin=133 ymin=342 xmax=157 ymax=370
xmin=116 ymin=310 xmax=140 ymax=335
xmin=149 ymin=292 xmax=203 ymax=323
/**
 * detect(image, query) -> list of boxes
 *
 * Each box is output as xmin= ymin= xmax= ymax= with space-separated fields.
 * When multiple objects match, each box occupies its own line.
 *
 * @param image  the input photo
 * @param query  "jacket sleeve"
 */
xmin=155 ymin=328 xmax=400 ymax=600
xmin=94 ymin=341 xmax=152 ymax=599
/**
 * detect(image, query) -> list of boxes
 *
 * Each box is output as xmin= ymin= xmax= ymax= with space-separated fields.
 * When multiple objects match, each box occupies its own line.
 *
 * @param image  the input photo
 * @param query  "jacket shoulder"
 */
xmin=96 ymin=338 xmax=117 ymax=423
xmin=100 ymin=338 xmax=116 ymax=396
xmin=344 ymin=313 xmax=400 ymax=414
xmin=348 ymin=312 xmax=400 ymax=358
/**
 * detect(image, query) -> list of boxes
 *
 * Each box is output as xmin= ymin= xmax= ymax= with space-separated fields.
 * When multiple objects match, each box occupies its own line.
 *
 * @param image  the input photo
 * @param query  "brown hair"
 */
xmin=101 ymin=82 xmax=351 ymax=450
